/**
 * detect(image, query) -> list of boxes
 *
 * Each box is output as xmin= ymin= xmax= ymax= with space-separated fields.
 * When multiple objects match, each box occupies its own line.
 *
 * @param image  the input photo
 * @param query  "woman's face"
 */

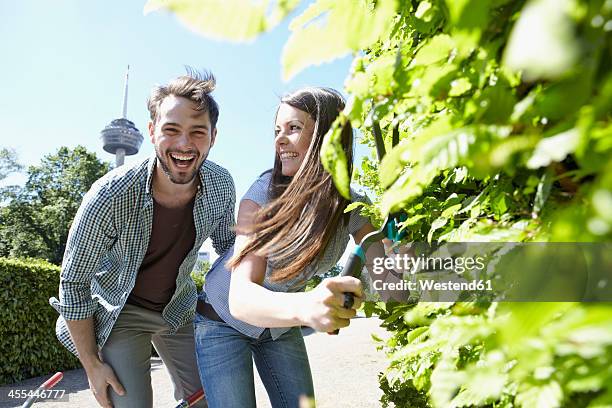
xmin=274 ymin=103 xmax=315 ymax=177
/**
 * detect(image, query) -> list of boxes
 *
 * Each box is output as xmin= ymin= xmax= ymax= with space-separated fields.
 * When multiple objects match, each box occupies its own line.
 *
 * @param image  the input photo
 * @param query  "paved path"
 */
xmin=0 ymin=317 xmax=388 ymax=408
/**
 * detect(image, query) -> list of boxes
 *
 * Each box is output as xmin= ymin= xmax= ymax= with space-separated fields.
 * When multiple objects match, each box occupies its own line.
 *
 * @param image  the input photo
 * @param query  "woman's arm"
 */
xmin=228 ymin=199 xmax=364 ymax=332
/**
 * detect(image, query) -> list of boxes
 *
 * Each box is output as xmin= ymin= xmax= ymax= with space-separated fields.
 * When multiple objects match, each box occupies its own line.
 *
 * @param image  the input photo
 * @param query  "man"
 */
xmin=50 ymin=70 xmax=234 ymax=408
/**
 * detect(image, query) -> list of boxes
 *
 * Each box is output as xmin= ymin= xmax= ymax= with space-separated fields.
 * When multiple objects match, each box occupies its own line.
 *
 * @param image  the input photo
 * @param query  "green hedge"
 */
xmin=0 ymin=257 xmax=80 ymax=385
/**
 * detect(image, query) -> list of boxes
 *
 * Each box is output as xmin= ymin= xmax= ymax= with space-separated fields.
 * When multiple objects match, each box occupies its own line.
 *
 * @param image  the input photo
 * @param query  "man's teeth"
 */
xmin=170 ymin=153 xmax=195 ymax=161
xmin=280 ymin=152 xmax=298 ymax=159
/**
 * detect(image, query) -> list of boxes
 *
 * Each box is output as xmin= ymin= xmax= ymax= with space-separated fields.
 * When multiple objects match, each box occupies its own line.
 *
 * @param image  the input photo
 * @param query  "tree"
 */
xmin=150 ymin=1 xmax=612 ymax=406
xmin=0 ymin=146 xmax=110 ymax=264
xmin=0 ymin=148 xmax=22 ymax=182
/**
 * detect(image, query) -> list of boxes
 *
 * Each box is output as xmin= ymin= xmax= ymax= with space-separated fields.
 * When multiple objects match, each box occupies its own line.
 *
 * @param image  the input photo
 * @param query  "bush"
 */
xmin=305 ymin=264 xmax=343 ymax=292
xmin=367 ymin=300 xmax=612 ymax=407
xmin=0 ymin=257 xmax=80 ymax=385
xmin=140 ymin=0 xmax=612 ymax=406
xmin=191 ymin=259 xmax=210 ymax=293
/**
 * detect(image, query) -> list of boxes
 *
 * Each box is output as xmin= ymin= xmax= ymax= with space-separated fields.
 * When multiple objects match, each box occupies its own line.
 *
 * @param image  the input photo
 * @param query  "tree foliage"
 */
xmin=0 ymin=146 xmax=110 ymax=264
xmin=153 ymin=0 xmax=612 ymax=406
xmin=0 ymin=148 xmax=22 ymax=182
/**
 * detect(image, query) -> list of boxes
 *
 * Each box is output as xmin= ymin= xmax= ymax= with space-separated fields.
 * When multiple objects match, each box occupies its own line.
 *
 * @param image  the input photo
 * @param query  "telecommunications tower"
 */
xmin=101 ymin=65 xmax=143 ymax=167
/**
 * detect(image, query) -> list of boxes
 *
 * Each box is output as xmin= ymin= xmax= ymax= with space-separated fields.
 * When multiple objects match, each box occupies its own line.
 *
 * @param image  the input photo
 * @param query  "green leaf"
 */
xmin=515 ymin=381 xmax=563 ymax=408
xmin=414 ymin=1 xmax=432 ymax=19
xmin=282 ymin=0 xmax=398 ymax=80
xmin=402 ymin=214 xmax=428 ymax=227
xmin=444 ymin=0 xmax=491 ymax=49
xmin=445 ymin=0 xmax=484 ymax=27
xmin=492 ymin=194 xmax=508 ymax=217
xmin=412 ymin=34 xmax=455 ymax=66
xmin=496 ymin=303 xmax=573 ymax=350
xmin=589 ymin=389 xmax=612 ymax=408
xmin=143 ymin=0 xmax=300 ymax=42
xmin=450 ymin=354 xmax=507 ymax=407
xmin=320 ymin=116 xmax=351 ymax=199
xmin=427 ymin=217 xmax=448 ymax=242
xmin=429 ymin=357 xmax=466 ymax=408
xmin=379 ymin=140 xmax=407 ymax=188
xmin=369 ymin=54 xmax=397 ymax=95
xmin=532 ymin=73 xmax=595 ymax=122
xmin=533 ymin=169 xmax=553 ymax=215
xmin=441 ymin=203 xmax=462 ymax=219
xmin=527 ymin=128 xmax=579 ymax=169
xmin=448 ymin=77 xmax=472 ymax=97
xmin=344 ymin=201 xmax=365 ymax=213
xmin=407 ymin=326 xmax=429 ymax=343
xmin=476 ymin=82 xmax=517 ymax=124
xmin=503 ymin=0 xmax=579 ymax=80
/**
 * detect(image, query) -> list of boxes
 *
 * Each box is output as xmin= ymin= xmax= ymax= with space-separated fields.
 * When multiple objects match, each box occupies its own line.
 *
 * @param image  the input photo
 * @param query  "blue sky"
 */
xmin=0 ymin=0 xmax=364 ymax=202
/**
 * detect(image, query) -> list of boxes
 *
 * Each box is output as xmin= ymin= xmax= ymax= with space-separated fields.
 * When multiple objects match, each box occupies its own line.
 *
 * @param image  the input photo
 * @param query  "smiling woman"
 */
xmin=274 ymin=103 xmax=315 ymax=177
xmin=193 ymin=87 xmax=406 ymax=408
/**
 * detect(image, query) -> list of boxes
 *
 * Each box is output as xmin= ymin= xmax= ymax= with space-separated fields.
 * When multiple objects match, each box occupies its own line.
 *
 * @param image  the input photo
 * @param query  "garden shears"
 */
xmin=332 ymin=121 xmax=407 ymax=334
xmin=341 ymin=122 xmax=406 ymax=305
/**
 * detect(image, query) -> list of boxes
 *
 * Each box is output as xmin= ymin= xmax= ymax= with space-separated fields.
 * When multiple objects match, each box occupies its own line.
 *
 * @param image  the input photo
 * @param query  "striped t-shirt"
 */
xmin=202 ymin=170 xmax=369 ymax=339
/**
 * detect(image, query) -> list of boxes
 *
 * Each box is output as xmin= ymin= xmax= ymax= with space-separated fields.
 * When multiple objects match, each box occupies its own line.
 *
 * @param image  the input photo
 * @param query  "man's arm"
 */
xmin=209 ymin=173 xmax=236 ymax=256
xmin=52 ymin=183 xmax=125 ymax=407
xmin=52 ymin=184 xmax=115 ymax=320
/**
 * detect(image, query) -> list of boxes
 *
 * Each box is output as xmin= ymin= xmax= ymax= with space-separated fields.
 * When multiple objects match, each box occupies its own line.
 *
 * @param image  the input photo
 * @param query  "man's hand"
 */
xmin=84 ymin=358 xmax=125 ymax=408
xmin=64 ymin=318 xmax=126 ymax=407
xmin=301 ymin=277 xmax=363 ymax=332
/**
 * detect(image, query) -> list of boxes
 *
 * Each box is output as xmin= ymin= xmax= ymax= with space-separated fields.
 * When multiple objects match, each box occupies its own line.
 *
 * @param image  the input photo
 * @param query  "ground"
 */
xmin=0 ymin=317 xmax=388 ymax=408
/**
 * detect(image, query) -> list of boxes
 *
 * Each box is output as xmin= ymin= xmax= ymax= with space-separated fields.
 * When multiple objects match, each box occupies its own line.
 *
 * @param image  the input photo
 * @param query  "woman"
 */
xmin=194 ymin=87 xmax=402 ymax=407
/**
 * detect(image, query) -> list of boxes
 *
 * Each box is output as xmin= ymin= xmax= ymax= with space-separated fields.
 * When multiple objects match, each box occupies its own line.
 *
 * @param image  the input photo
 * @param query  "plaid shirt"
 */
xmin=49 ymin=156 xmax=235 ymax=355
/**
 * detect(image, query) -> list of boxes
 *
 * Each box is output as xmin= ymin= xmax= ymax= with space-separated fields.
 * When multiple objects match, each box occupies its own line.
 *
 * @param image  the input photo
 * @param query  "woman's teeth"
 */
xmin=280 ymin=152 xmax=298 ymax=159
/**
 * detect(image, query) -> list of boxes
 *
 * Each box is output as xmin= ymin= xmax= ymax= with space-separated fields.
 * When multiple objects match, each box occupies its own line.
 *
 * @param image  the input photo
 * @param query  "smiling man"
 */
xmin=50 ymin=70 xmax=234 ymax=408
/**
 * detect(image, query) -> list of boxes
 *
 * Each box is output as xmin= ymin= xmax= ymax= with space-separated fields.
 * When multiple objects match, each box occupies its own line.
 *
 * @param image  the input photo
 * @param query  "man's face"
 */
xmin=148 ymin=95 xmax=216 ymax=185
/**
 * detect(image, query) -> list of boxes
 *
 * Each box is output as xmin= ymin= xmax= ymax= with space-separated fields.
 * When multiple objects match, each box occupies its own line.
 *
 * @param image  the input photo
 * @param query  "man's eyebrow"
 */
xmin=162 ymin=122 xmax=209 ymax=130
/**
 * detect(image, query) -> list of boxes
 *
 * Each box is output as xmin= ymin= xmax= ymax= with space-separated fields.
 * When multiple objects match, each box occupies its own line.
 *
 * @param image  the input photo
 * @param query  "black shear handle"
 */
xmin=328 ymin=248 xmax=365 ymax=335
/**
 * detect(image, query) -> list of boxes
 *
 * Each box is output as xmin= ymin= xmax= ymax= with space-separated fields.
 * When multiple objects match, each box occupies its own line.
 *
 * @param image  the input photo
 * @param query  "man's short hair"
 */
xmin=147 ymin=67 xmax=219 ymax=129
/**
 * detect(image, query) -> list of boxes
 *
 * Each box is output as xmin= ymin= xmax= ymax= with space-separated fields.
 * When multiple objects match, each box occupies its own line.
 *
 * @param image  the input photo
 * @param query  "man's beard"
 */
xmin=155 ymin=147 xmax=206 ymax=185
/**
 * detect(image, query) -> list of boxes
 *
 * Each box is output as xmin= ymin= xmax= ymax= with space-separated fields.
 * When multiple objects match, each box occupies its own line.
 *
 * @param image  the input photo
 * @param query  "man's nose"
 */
xmin=175 ymin=131 xmax=192 ymax=146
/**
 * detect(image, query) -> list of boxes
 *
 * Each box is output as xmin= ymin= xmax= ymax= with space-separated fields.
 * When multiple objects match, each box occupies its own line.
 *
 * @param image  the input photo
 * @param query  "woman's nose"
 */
xmin=275 ymin=132 xmax=288 ymax=145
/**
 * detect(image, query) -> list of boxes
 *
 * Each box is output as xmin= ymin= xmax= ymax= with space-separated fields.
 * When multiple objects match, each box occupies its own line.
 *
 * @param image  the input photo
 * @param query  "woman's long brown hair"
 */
xmin=227 ymin=87 xmax=354 ymax=282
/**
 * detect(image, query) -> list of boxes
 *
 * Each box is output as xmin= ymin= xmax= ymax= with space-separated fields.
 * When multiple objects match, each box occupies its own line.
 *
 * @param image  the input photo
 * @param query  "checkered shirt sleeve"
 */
xmin=53 ymin=180 xmax=116 ymax=320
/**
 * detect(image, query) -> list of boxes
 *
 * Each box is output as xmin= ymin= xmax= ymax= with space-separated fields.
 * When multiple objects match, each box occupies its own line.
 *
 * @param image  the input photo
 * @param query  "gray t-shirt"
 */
xmin=203 ymin=171 xmax=369 ymax=339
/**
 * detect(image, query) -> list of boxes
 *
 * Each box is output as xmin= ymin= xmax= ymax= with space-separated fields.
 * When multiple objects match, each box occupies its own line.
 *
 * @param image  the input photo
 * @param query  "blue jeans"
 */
xmin=194 ymin=311 xmax=314 ymax=408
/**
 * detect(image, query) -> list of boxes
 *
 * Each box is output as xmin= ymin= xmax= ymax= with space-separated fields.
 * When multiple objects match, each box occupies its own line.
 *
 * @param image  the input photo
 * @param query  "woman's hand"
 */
xmin=300 ymin=276 xmax=363 ymax=332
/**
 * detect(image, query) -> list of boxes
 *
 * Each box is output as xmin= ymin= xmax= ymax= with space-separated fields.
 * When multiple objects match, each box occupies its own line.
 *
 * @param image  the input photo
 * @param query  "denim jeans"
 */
xmin=194 ymin=311 xmax=314 ymax=408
